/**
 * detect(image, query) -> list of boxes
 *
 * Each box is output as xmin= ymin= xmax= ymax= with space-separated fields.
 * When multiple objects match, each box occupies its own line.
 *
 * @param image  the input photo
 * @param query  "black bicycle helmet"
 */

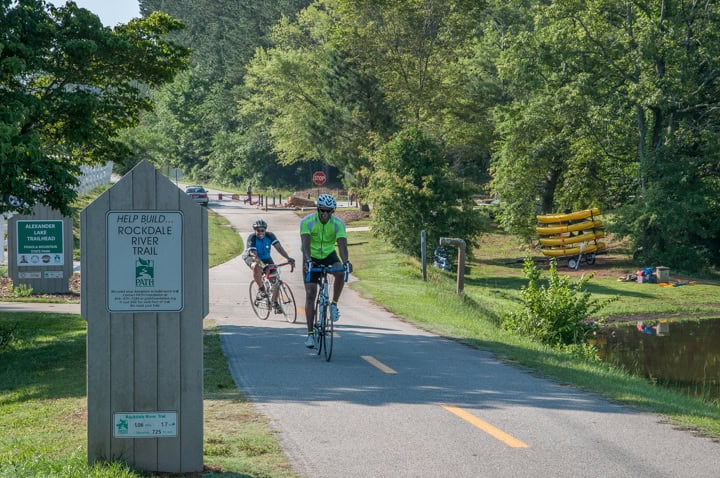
xmin=253 ymin=218 xmax=268 ymax=229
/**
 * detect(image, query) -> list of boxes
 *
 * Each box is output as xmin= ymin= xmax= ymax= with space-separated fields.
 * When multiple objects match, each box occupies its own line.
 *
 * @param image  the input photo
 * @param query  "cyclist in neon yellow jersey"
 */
xmin=300 ymin=193 xmax=352 ymax=348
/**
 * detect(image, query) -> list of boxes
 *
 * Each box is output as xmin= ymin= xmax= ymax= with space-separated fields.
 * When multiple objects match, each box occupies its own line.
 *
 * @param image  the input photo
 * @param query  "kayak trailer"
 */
xmin=535 ymin=208 xmax=607 ymax=269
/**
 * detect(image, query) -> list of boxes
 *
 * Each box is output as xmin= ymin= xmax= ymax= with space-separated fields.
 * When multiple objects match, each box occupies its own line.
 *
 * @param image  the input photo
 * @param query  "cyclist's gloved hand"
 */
xmin=304 ymin=259 xmax=313 ymax=274
xmin=344 ymin=261 xmax=353 ymax=273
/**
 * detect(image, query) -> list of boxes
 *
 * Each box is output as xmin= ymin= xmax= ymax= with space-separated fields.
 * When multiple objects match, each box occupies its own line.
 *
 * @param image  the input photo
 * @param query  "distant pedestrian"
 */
xmin=246 ymin=182 xmax=253 ymax=204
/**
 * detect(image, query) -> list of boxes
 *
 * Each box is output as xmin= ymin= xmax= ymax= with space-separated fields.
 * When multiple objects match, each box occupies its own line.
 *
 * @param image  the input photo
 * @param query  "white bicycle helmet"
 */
xmin=317 ymin=194 xmax=336 ymax=210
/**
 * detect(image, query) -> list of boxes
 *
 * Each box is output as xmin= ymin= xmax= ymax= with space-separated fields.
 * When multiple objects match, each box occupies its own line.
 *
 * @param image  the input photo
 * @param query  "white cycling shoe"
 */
xmin=304 ymin=335 xmax=316 ymax=349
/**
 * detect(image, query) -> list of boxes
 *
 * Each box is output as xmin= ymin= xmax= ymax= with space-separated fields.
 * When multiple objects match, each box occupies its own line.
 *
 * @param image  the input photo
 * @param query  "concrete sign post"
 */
xmin=81 ymin=160 xmax=208 ymax=473
xmin=7 ymin=204 xmax=73 ymax=293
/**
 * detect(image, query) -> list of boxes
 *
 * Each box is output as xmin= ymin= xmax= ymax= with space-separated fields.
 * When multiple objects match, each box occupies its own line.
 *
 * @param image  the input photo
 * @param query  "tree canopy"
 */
xmin=1 ymin=0 xmax=189 ymax=215
xmin=130 ymin=0 xmax=720 ymax=271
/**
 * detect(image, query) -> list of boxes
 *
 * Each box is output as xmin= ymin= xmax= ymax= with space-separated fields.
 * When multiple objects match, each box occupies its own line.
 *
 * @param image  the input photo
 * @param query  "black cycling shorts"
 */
xmin=305 ymin=251 xmax=341 ymax=283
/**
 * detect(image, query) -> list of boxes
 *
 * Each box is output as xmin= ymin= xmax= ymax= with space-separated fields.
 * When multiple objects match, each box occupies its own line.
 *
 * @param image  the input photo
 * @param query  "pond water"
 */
xmin=593 ymin=318 xmax=720 ymax=403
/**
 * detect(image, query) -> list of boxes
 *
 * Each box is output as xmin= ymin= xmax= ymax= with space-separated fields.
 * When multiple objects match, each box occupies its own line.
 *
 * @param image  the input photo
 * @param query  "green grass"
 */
xmin=0 ymin=314 xmax=298 ymax=477
xmin=0 ymin=313 xmax=135 ymax=477
xmin=347 ymin=226 xmax=720 ymax=438
xmin=422 ymin=214 xmax=720 ymax=324
xmin=207 ymin=209 xmax=245 ymax=268
xmin=203 ymin=321 xmax=300 ymax=478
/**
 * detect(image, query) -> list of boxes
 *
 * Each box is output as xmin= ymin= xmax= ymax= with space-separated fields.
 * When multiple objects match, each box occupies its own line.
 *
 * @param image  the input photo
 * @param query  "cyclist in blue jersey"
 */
xmin=243 ymin=218 xmax=295 ymax=302
xmin=300 ymin=194 xmax=352 ymax=348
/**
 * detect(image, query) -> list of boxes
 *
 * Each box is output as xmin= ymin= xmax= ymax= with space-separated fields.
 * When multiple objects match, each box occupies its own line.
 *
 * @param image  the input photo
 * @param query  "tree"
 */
xmin=368 ymin=126 xmax=482 ymax=257
xmin=241 ymin=5 xmax=397 ymax=192
xmin=134 ymin=0 xmax=314 ymax=187
xmin=491 ymin=1 xmax=720 ymax=270
xmin=327 ymin=0 xmax=494 ymax=183
xmin=0 ymin=0 xmax=189 ymax=215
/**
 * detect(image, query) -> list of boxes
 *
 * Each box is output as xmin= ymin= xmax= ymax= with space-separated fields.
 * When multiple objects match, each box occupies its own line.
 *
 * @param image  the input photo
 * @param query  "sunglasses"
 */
xmin=318 ymin=208 xmax=334 ymax=214
xmin=255 ymin=228 xmax=266 ymax=233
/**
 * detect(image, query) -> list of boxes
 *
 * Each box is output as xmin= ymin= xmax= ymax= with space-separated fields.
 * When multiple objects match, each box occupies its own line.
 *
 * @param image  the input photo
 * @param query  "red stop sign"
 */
xmin=312 ymin=171 xmax=327 ymax=185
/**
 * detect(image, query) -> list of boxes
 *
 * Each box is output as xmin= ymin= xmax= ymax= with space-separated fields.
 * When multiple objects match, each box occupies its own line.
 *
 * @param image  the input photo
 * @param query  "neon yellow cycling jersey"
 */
xmin=300 ymin=212 xmax=347 ymax=259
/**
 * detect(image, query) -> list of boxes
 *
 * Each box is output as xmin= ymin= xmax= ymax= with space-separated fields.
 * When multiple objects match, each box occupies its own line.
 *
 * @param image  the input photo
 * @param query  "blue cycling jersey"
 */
xmin=245 ymin=231 xmax=279 ymax=262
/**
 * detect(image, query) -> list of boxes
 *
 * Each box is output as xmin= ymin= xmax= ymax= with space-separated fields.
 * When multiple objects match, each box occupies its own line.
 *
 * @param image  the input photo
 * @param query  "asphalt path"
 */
xmin=208 ymin=200 xmax=720 ymax=478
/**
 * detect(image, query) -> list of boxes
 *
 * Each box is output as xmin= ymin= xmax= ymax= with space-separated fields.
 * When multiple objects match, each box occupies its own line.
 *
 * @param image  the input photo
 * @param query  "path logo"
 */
xmin=135 ymin=257 xmax=155 ymax=287
xmin=116 ymin=419 xmax=128 ymax=435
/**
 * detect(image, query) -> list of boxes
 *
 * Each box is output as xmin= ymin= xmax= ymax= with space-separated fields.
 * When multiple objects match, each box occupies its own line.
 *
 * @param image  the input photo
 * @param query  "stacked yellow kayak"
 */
xmin=536 ymin=208 xmax=606 ymax=258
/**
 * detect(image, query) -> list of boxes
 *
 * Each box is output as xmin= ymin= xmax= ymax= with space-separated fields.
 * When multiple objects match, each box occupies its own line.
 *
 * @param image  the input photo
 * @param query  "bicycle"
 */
xmin=249 ymin=262 xmax=297 ymax=323
xmin=305 ymin=263 xmax=349 ymax=361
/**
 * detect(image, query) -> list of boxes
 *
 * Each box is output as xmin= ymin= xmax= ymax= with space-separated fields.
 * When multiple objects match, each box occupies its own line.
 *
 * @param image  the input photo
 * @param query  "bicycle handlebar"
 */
xmin=263 ymin=261 xmax=295 ymax=275
xmin=304 ymin=264 xmax=349 ymax=283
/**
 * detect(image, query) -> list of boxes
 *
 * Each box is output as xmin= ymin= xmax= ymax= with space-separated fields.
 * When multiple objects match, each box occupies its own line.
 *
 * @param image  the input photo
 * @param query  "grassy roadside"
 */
xmin=346 ymin=226 xmax=720 ymax=438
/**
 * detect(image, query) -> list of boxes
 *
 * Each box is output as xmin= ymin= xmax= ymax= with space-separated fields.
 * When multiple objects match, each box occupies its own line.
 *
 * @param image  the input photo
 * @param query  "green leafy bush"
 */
xmin=502 ymin=258 xmax=617 ymax=347
xmin=9 ymin=283 xmax=33 ymax=298
xmin=368 ymin=127 xmax=483 ymax=258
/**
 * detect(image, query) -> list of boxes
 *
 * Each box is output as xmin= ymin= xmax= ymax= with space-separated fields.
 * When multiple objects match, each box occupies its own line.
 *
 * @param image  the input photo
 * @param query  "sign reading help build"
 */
xmin=107 ymin=212 xmax=183 ymax=312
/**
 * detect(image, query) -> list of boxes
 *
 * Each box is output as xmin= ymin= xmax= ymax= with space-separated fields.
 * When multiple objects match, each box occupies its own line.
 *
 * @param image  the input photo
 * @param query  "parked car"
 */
xmin=185 ymin=186 xmax=209 ymax=206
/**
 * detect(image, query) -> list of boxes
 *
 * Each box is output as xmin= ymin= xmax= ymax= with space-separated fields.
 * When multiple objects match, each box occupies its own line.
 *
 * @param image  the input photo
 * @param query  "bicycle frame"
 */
xmin=305 ymin=264 xmax=348 ymax=361
xmin=264 ymin=261 xmax=294 ymax=295
xmin=249 ymin=262 xmax=297 ymax=322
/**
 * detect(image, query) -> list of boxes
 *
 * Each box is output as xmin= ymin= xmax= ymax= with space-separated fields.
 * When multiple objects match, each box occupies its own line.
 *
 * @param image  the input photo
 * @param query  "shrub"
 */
xmin=502 ymin=258 xmax=617 ymax=347
xmin=9 ymin=283 xmax=33 ymax=298
xmin=368 ymin=127 xmax=483 ymax=258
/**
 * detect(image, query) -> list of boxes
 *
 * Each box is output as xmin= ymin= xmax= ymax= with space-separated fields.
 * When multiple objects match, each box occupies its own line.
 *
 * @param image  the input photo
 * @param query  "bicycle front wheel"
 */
xmin=313 ymin=297 xmax=324 ymax=356
xmin=249 ymin=281 xmax=271 ymax=320
xmin=277 ymin=281 xmax=297 ymax=323
xmin=323 ymin=308 xmax=334 ymax=362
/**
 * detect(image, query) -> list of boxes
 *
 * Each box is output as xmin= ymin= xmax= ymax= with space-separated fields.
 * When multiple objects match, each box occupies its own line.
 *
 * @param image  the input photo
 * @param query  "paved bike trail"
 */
xmin=209 ymin=203 xmax=720 ymax=478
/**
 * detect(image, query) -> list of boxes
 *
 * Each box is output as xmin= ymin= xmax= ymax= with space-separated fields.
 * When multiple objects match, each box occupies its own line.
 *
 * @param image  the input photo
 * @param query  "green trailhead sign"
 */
xmin=107 ymin=211 xmax=183 ymax=312
xmin=16 ymin=220 xmax=64 ymax=266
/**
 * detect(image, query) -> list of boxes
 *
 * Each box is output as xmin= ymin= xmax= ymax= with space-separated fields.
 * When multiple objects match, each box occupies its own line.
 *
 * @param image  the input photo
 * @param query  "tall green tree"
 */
xmin=368 ymin=126 xmax=482 ymax=257
xmin=327 ymin=0 xmax=494 ymax=182
xmin=242 ymin=5 xmax=396 ymax=188
xmin=1 ymin=0 xmax=189 ymax=215
xmin=243 ymin=0 xmax=500 ymax=195
xmin=492 ymin=0 xmax=720 ymax=270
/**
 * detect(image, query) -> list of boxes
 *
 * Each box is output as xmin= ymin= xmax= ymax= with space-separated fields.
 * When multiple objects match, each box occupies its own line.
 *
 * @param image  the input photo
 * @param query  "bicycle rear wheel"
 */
xmin=323 ymin=308 xmax=334 ymax=362
xmin=277 ymin=281 xmax=297 ymax=323
xmin=249 ymin=281 xmax=271 ymax=320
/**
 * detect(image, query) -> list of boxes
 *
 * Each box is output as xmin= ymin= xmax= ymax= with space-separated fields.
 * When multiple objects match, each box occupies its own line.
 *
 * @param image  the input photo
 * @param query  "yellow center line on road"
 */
xmin=442 ymin=405 xmax=530 ymax=448
xmin=361 ymin=355 xmax=397 ymax=374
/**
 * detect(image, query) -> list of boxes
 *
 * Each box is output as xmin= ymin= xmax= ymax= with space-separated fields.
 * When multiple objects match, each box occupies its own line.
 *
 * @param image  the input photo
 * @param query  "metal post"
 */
xmin=439 ymin=237 xmax=466 ymax=295
xmin=421 ymin=230 xmax=427 ymax=281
